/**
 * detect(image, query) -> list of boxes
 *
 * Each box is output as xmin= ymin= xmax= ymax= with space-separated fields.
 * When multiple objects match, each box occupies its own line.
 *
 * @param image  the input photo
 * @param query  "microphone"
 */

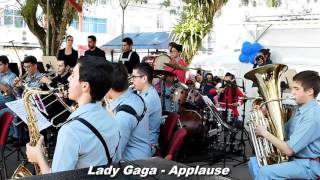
xmin=8 ymin=40 xmax=14 ymax=43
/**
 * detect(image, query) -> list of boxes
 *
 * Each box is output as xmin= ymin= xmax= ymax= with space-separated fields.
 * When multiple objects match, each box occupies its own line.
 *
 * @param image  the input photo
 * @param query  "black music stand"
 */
xmin=233 ymin=79 xmax=253 ymax=167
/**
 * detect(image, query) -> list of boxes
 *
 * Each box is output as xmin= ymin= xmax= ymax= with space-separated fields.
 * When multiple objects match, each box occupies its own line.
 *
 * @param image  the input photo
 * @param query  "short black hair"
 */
xmin=133 ymin=63 xmax=153 ymax=84
xmin=57 ymin=59 xmax=67 ymax=66
xmin=66 ymin=35 xmax=73 ymax=39
xmin=293 ymin=70 xmax=320 ymax=97
xmin=168 ymin=42 xmax=176 ymax=47
xmin=23 ymin=55 xmax=37 ymax=64
xmin=0 ymin=55 xmax=9 ymax=64
xmin=78 ymin=55 xmax=113 ymax=102
xmin=88 ymin=35 xmax=96 ymax=42
xmin=122 ymin=37 xmax=133 ymax=46
xmin=110 ymin=63 xmax=128 ymax=92
xmin=171 ymin=43 xmax=183 ymax=52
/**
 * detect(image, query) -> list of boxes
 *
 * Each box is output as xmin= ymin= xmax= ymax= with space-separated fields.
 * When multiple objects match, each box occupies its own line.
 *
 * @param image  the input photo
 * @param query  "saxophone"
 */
xmin=11 ymin=88 xmax=51 ymax=178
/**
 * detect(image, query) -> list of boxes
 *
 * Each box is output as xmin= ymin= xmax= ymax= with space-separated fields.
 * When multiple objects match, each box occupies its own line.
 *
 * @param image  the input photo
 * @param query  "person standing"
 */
xmin=84 ymin=35 xmax=106 ymax=59
xmin=119 ymin=37 xmax=140 ymax=74
xmin=57 ymin=35 xmax=78 ymax=68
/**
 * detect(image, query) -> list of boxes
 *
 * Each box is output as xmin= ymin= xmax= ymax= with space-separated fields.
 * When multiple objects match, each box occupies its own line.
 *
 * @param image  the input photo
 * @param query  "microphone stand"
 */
xmin=10 ymin=40 xmax=23 ymax=76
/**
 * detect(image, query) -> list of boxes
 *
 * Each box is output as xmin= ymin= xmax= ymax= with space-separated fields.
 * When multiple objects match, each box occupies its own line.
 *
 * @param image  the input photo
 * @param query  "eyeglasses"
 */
xmin=132 ymin=75 xmax=144 ymax=79
xmin=23 ymin=65 xmax=32 ymax=69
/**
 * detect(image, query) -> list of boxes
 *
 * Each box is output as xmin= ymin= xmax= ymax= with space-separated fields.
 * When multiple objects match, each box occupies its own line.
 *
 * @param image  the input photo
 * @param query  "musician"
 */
xmin=26 ymin=56 xmax=121 ymax=173
xmin=202 ymin=73 xmax=216 ymax=100
xmin=41 ymin=59 xmax=71 ymax=88
xmin=168 ymin=42 xmax=176 ymax=53
xmin=106 ymin=63 xmax=151 ymax=160
xmin=253 ymin=48 xmax=272 ymax=68
xmin=164 ymin=43 xmax=187 ymax=83
xmin=132 ymin=63 xmax=162 ymax=155
xmin=218 ymin=72 xmax=244 ymax=125
xmin=84 ymin=35 xmax=106 ymax=58
xmin=57 ymin=35 xmax=78 ymax=68
xmin=120 ymin=37 xmax=140 ymax=74
xmin=13 ymin=56 xmax=46 ymax=98
xmin=254 ymin=70 xmax=320 ymax=180
xmin=0 ymin=55 xmax=16 ymax=109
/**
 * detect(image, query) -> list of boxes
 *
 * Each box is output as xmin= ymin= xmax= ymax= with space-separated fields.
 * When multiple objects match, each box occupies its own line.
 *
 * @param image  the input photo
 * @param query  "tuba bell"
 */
xmin=244 ymin=64 xmax=289 ymax=167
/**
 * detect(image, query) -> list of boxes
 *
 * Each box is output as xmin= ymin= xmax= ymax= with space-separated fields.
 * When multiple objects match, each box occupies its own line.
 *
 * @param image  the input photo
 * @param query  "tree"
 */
xmin=15 ymin=0 xmax=85 ymax=56
xmin=172 ymin=0 xmax=227 ymax=63
xmin=168 ymin=0 xmax=281 ymax=63
xmin=16 ymin=0 xmax=145 ymax=56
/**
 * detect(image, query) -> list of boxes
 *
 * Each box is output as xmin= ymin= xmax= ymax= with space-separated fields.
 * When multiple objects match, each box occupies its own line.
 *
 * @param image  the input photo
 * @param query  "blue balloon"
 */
xmin=241 ymin=41 xmax=252 ymax=55
xmin=239 ymin=54 xmax=249 ymax=63
xmin=249 ymin=54 xmax=256 ymax=64
xmin=252 ymin=42 xmax=263 ymax=53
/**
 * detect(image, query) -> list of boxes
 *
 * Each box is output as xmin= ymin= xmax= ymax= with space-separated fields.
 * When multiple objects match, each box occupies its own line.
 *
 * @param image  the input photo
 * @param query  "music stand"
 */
xmin=42 ymin=56 xmax=58 ymax=72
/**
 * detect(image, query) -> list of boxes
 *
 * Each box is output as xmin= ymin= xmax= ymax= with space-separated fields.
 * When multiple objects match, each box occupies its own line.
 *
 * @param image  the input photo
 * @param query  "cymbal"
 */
xmin=153 ymin=70 xmax=176 ymax=77
xmin=188 ymin=67 xmax=206 ymax=71
xmin=164 ymin=63 xmax=188 ymax=71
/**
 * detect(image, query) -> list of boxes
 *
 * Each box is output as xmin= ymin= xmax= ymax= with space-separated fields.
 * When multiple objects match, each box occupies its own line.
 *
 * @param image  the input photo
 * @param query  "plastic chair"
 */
xmin=0 ymin=112 xmax=15 ymax=179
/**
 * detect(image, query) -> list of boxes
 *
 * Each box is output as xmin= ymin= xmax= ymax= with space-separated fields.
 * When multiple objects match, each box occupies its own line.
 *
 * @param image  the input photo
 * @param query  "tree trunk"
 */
xmin=20 ymin=0 xmax=75 ymax=56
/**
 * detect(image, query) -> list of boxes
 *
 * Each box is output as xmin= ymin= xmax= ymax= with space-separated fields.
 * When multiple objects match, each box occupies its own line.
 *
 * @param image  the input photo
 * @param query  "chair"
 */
xmin=0 ymin=112 xmax=15 ymax=179
xmin=157 ymin=112 xmax=179 ymax=156
xmin=164 ymin=128 xmax=187 ymax=160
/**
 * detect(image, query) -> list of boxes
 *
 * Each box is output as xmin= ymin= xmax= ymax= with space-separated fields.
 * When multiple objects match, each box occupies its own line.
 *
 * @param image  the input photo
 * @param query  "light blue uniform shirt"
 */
xmin=255 ymin=100 xmax=320 ymax=180
xmin=0 ymin=70 xmax=16 ymax=108
xmin=111 ymin=89 xmax=152 ymax=161
xmin=25 ymin=71 xmax=43 ymax=88
xmin=286 ymin=100 xmax=320 ymax=158
xmin=139 ymin=86 xmax=162 ymax=146
xmin=51 ymin=102 xmax=121 ymax=172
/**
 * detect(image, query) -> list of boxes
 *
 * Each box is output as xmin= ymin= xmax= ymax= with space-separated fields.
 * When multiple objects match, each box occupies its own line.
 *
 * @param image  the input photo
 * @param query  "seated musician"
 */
xmin=253 ymin=48 xmax=272 ymax=69
xmin=218 ymin=72 xmax=244 ymax=126
xmin=41 ymin=59 xmax=71 ymax=88
xmin=0 ymin=55 xmax=17 ymax=109
xmin=106 ymin=63 xmax=152 ymax=160
xmin=13 ymin=56 xmax=48 ymax=97
xmin=164 ymin=43 xmax=187 ymax=83
xmin=132 ymin=63 xmax=162 ymax=155
xmin=253 ymin=70 xmax=320 ymax=180
xmin=26 ymin=56 xmax=121 ymax=173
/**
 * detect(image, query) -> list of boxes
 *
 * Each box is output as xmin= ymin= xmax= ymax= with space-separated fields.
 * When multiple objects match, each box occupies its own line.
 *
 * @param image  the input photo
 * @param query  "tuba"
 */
xmin=11 ymin=88 xmax=52 ymax=178
xmin=244 ymin=64 xmax=288 ymax=167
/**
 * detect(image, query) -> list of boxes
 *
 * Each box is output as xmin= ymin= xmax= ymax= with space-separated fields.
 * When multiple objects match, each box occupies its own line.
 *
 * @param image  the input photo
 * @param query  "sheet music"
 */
xmin=5 ymin=99 xmax=51 ymax=131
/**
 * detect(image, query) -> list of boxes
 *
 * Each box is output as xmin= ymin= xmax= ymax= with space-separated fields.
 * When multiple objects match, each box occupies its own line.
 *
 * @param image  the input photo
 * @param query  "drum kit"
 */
xmin=150 ymin=60 xmax=239 ymax=150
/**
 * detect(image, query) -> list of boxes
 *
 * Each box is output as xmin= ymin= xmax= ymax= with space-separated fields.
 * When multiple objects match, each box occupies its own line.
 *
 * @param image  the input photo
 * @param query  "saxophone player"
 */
xmin=0 ymin=55 xmax=16 ymax=109
xmin=253 ymin=71 xmax=320 ymax=179
xmin=26 ymin=56 xmax=121 ymax=173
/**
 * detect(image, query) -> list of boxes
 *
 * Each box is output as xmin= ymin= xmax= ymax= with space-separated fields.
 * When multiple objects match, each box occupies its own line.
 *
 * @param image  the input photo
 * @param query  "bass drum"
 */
xmin=179 ymin=110 xmax=206 ymax=139
xmin=142 ymin=54 xmax=171 ymax=70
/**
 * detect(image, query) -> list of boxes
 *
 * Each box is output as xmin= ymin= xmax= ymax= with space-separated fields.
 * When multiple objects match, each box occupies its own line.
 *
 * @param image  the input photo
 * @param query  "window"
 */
xmin=156 ymin=14 xmax=163 ymax=29
xmin=71 ymin=17 xmax=106 ymax=33
xmin=3 ymin=8 xmax=25 ymax=28
xmin=96 ymin=0 xmax=107 ymax=5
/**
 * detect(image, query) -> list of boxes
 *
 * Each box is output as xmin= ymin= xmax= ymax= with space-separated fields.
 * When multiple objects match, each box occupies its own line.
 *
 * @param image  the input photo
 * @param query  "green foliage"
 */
xmin=172 ymin=0 xmax=227 ymax=63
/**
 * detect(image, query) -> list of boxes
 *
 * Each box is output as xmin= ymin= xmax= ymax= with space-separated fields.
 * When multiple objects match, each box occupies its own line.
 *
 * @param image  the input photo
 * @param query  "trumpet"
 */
xmin=13 ymin=73 xmax=28 ymax=87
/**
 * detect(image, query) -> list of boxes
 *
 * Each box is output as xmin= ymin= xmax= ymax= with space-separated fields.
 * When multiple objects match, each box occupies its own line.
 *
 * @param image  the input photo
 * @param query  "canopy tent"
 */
xmin=101 ymin=32 xmax=171 ymax=49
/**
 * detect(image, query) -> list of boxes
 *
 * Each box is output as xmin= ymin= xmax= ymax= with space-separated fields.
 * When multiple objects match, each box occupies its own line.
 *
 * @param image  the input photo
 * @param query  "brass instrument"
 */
xmin=13 ymin=73 xmax=28 ymax=88
xmin=12 ymin=88 xmax=51 ymax=178
xmin=244 ymin=64 xmax=289 ymax=167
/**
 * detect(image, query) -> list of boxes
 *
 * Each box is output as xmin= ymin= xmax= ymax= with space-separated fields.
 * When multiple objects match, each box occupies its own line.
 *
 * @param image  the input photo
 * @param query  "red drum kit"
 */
xmin=146 ymin=58 xmax=236 ymax=143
